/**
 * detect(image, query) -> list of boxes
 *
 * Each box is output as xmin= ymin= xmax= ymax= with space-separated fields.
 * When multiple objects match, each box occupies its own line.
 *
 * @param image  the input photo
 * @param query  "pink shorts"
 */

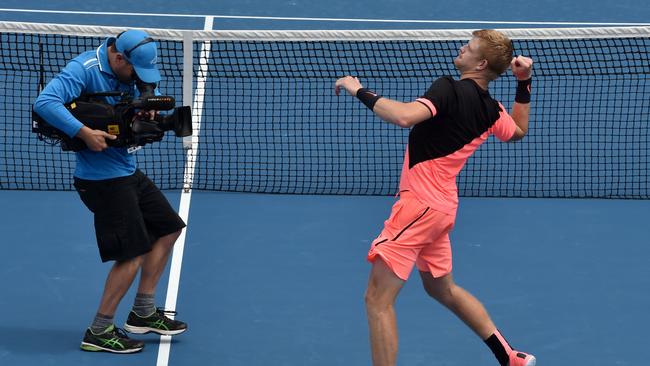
xmin=367 ymin=191 xmax=455 ymax=280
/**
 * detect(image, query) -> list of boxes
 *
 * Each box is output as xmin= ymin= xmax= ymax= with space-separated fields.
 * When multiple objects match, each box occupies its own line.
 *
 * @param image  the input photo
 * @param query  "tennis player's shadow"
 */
xmin=0 ymin=326 xmax=80 ymax=355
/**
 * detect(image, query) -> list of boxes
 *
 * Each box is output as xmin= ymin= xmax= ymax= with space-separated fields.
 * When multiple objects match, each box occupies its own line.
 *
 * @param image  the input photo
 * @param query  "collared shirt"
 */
xmin=399 ymin=76 xmax=517 ymax=216
xmin=33 ymin=37 xmax=142 ymax=180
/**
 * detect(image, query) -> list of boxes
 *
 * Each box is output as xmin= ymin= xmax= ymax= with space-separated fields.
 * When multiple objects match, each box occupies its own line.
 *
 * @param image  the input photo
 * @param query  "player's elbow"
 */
xmin=379 ymin=100 xmax=430 ymax=128
xmin=393 ymin=117 xmax=417 ymax=128
xmin=392 ymin=111 xmax=424 ymax=128
xmin=508 ymin=127 xmax=528 ymax=142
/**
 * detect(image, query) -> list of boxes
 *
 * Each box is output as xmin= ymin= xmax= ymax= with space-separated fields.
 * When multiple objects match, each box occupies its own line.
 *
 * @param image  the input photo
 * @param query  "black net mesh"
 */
xmin=1 ymin=29 xmax=648 ymax=198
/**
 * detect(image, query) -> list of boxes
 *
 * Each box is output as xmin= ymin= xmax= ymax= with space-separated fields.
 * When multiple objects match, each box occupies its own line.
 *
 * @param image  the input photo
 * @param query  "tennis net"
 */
xmin=1 ymin=22 xmax=648 ymax=198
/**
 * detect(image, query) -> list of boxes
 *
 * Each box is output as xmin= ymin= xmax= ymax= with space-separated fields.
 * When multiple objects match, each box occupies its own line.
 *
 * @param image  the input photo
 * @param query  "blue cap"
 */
xmin=115 ymin=29 xmax=161 ymax=83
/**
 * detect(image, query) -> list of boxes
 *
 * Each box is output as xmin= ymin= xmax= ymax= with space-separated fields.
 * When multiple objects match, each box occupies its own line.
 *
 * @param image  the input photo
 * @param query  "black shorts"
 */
xmin=73 ymin=169 xmax=186 ymax=262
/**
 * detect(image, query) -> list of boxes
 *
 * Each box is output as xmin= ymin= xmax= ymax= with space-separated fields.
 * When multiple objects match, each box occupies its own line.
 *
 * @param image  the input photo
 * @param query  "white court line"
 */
xmin=155 ymin=16 xmax=213 ymax=366
xmin=1 ymin=8 xmax=650 ymax=26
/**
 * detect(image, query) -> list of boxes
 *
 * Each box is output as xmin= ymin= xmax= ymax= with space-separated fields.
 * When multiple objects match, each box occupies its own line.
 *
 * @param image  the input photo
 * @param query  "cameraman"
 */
xmin=33 ymin=29 xmax=187 ymax=354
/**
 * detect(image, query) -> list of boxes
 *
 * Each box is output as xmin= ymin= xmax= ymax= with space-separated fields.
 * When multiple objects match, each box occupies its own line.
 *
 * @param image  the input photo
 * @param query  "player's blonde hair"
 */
xmin=472 ymin=29 xmax=513 ymax=79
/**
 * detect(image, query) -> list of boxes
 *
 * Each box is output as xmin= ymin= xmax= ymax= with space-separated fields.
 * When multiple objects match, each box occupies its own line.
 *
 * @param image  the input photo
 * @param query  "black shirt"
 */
xmin=410 ymin=76 xmax=504 ymax=168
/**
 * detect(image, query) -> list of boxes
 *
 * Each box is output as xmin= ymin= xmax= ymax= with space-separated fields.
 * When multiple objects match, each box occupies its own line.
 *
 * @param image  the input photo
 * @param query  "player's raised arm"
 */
xmin=335 ymin=76 xmax=432 ymax=128
xmin=508 ymin=55 xmax=534 ymax=141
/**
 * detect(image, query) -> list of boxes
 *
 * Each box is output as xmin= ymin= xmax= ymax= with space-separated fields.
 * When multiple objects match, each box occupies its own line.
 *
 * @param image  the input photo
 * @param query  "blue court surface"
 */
xmin=1 ymin=2 xmax=650 ymax=366
xmin=2 ymin=191 xmax=650 ymax=365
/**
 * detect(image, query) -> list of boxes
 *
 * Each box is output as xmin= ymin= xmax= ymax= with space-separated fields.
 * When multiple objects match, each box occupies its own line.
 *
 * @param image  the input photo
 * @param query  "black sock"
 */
xmin=484 ymin=330 xmax=512 ymax=366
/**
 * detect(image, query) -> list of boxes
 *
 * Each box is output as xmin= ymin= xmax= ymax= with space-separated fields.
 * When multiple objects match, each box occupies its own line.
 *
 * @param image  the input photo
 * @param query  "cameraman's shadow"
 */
xmin=0 ymin=326 xmax=80 ymax=355
xmin=0 ymin=326 xmax=181 ymax=355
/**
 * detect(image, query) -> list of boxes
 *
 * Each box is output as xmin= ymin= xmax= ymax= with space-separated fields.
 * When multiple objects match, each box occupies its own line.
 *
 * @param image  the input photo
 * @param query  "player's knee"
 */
xmin=423 ymin=280 xmax=456 ymax=304
xmin=364 ymin=287 xmax=378 ymax=309
xmin=364 ymin=286 xmax=389 ymax=312
xmin=423 ymin=283 xmax=442 ymax=300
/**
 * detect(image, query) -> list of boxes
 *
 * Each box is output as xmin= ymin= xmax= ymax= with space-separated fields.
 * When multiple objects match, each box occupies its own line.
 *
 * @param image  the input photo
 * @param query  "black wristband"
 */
xmin=356 ymin=88 xmax=382 ymax=111
xmin=515 ymin=78 xmax=532 ymax=104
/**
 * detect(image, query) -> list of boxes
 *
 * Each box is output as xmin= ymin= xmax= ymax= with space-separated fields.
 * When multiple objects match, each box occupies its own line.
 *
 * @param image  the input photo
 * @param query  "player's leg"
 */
xmin=365 ymin=191 xmax=444 ymax=365
xmin=420 ymin=272 xmax=535 ymax=365
xmin=365 ymin=258 xmax=405 ymax=366
xmin=418 ymin=241 xmax=536 ymax=366
xmin=420 ymin=271 xmax=496 ymax=338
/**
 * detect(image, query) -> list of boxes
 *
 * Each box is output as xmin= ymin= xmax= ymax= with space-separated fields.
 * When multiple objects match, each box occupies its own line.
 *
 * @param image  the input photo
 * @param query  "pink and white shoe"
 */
xmin=509 ymin=351 xmax=536 ymax=366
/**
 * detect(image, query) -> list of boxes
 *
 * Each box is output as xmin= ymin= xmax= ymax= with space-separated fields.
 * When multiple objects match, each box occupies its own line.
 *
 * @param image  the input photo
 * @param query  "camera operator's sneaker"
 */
xmin=509 ymin=351 xmax=536 ymax=366
xmin=124 ymin=308 xmax=187 ymax=336
xmin=80 ymin=325 xmax=144 ymax=354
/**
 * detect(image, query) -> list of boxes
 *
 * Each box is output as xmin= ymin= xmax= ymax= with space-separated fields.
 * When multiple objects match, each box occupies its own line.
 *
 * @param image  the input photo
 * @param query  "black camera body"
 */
xmin=32 ymin=83 xmax=192 ymax=151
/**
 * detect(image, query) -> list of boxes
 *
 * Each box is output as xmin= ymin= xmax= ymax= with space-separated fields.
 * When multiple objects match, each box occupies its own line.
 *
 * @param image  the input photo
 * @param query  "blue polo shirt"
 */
xmin=33 ymin=37 xmax=148 ymax=180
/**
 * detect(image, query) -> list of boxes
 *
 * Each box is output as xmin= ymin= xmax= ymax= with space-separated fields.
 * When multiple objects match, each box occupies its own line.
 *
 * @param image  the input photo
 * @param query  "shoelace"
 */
xmin=156 ymin=307 xmax=178 ymax=317
xmin=107 ymin=326 xmax=131 ymax=339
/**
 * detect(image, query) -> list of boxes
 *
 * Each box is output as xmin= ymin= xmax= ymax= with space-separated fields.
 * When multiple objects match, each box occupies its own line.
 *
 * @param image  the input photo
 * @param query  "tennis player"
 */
xmin=335 ymin=29 xmax=536 ymax=366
